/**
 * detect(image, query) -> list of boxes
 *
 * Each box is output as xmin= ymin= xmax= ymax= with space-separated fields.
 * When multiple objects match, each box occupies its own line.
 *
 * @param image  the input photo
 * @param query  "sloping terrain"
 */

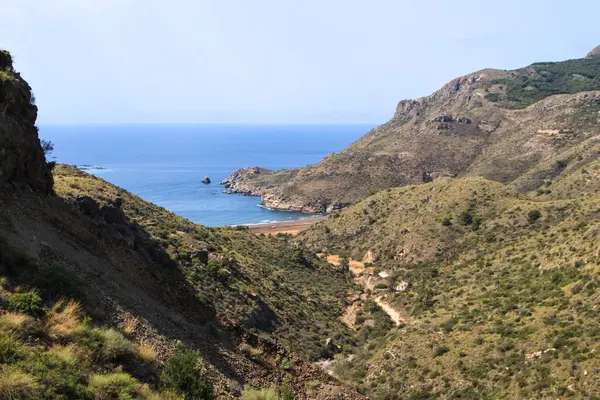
xmin=0 ymin=49 xmax=363 ymax=399
xmin=297 ymin=159 xmax=600 ymax=399
xmin=226 ymin=47 xmax=600 ymax=213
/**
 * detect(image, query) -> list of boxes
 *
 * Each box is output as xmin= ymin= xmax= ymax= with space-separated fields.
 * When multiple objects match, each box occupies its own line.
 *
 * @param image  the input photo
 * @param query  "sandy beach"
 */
xmin=248 ymin=216 xmax=326 ymax=235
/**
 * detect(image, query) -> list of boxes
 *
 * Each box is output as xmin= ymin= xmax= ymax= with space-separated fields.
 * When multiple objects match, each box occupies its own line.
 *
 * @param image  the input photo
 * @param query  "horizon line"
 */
xmin=37 ymin=121 xmax=382 ymax=126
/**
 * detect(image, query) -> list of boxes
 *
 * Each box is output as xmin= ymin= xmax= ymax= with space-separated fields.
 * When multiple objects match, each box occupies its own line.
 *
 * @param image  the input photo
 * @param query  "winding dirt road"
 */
xmin=322 ymin=254 xmax=404 ymax=327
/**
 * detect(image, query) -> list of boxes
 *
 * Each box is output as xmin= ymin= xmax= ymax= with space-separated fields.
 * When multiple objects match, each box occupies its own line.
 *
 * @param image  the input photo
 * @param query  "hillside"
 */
xmin=225 ymin=46 xmax=600 ymax=213
xmin=296 ymin=156 xmax=600 ymax=398
xmin=0 ymin=49 xmax=363 ymax=399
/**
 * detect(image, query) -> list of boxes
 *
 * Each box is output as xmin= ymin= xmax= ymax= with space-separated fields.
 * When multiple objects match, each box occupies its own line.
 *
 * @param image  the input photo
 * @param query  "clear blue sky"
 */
xmin=2 ymin=0 xmax=599 ymax=124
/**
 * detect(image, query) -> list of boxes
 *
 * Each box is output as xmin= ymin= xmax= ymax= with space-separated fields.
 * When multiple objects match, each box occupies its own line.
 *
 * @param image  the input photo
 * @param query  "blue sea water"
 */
xmin=40 ymin=124 xmax=372 ymax=227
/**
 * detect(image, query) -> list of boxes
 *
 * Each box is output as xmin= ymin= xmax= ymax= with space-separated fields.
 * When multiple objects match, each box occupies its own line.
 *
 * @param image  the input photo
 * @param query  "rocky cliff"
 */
xmin=226 ymin=45 xmax=600 ymax=213
xmin=0 ymin=50 xmax=52 ymax=193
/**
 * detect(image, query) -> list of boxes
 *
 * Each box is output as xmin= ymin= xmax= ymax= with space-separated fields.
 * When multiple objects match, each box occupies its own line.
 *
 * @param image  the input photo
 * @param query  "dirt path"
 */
xmin=375 ymin=297 xmax=404 ymax=325
xmin=321 ymin=254 xmax=404 ymax=327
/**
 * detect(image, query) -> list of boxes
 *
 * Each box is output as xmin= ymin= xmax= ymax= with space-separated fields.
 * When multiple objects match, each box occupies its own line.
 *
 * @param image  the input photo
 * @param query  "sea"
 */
xmin=40 ymin=124 xmax=373 ymax=227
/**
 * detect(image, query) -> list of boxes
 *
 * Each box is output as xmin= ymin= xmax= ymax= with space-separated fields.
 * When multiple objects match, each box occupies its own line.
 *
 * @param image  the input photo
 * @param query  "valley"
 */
xmin=1 ymin=43 xmax=600 ymax=399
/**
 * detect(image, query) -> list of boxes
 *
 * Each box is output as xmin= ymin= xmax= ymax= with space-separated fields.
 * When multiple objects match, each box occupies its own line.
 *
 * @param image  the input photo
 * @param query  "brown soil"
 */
xmin=247 ymin=216 xmax=326 ymax=236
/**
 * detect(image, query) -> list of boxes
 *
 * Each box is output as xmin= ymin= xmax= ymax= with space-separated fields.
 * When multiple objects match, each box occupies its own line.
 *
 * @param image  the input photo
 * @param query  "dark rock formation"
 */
xmin=202 ymin=176 xmax=211 ymax=184
xmin=0 ymin=50 xmax=52 ymax=193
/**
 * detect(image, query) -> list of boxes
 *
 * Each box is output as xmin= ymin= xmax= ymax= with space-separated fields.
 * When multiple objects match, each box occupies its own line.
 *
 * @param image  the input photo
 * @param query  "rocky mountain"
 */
xmin=226 ymin=46 xmax=600 ymax=213
xmin=0 ymin=50 xmax=364 ymax=399
xmin=587 ymin=44 xmax=600 ymax=58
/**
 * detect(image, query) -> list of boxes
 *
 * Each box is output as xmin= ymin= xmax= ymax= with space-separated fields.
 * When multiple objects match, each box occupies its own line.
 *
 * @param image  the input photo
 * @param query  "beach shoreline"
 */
xmin=246 ymin=215 xmax=326 ymax=235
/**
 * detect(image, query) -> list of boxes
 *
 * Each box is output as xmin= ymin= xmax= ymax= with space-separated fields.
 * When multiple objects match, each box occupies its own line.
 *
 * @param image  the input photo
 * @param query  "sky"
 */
xmin=1 ymin=0 xmax=599 ymax=124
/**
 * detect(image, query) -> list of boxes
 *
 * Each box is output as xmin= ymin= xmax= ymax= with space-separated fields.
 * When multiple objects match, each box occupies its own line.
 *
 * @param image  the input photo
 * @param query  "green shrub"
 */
xmin=7 ymin=291 xmax=44 ymax=317
xmin=440 ymin=317 xmax=458 ymax=333
xmin=280 ymin=382 xmax=294 ymax=400
xmin=0 ymin=332 xmax=25 ymax=363
xmin=485 ymin=92 xmax=501 ymax=102
xmin=528 ymin=210 xmax=542 ymax=224
xmin=100 ymin=329 xmax=136 ymax=361
xmin=32 ymin=264 xmax=83 ymax=300
xmin=374 ymin=284 xmax=389 ymax=290
xmin=459 ymin=212 xmax=473 ymax=226
xmin=279 ymin=357 xmax=292 ymax=371
xmin=87 ymin=373 xmax=140 ymax=399
xmin=22 ymin=349 xmax=88 ymax=398
xmin=242 ymin=387 xmax=278 ymax=400
xmin=160 ymin=350 xmax=214 ymax=400
xmin=433 ymin=346 xmax=450 ymax=357
xmin=0 ymin=367 xmax=42 ymax=400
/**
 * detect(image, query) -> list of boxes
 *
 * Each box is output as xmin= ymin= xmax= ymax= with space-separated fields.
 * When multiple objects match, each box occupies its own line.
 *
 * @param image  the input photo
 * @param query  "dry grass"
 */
xmin=121 ymin=315 xmax=139 ymax=337
xmin=0 ymin=368 xmax=40 ymax=399
xmin=240 ymin=343 xmax=264 ymax=363
xmin=47 ymin=299 xmax=82 ymax=339
xmin=87 ymin=372 xmax=141 ymax=400
xmin=0 ymin=312 xmax=40 ymax=338
xmin=47 ymin=344 xmax=81 ymax=365
xmin=242 ymin=387 xmax=278 ymax=400
xmin=138 ymin=341 xmax=157 ymax=364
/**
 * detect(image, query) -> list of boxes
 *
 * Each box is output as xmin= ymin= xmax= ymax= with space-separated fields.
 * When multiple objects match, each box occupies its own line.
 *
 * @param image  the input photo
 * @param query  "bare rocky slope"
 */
xmin=226 ymin=46 xmax=600 ymax=213
xmin=0 ymin=50 xmax=364 ymax=399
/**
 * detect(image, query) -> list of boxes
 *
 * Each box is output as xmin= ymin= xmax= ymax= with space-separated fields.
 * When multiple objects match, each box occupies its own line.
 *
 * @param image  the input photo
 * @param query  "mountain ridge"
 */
xmin=225 ymin=47 xmax=600 ymax=213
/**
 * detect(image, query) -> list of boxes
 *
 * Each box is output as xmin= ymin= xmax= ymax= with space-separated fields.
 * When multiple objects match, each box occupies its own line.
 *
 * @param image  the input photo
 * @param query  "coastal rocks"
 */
xmin=220 ymin=179 xmax=231 ymax=188
xmin=201 ymin=176 xmax=211 ymax=184
xmin=260 ymin=192 xmax=337 ymax=214
xmin=224 ymin=167 xmax=269 ymax=196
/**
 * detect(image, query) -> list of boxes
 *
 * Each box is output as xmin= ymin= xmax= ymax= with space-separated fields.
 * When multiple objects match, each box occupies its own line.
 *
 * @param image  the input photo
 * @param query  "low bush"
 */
xmin=87 ymin=372 xmax=140 ymax=399
xmin=7 ymin=291 xmax=44 ymax=317
xmin=528 ymin=209 xmax=542 ymax=224
xmin=0 ymin=367 xmax=41 ymax=399
xmin=160 ymin=350 xmax=214 ymax=400
xmin=0 ymin=332 xmax=25 ymax=363
xmin=32 ymin=264 xmax=83 ymax=300
xmin=242 ymin=387 xmax=278 ymax=400
xmin=433 ymin=346 xmax=450 ymax=357
xmin=100 ymin=329 xmax=136 ymax=361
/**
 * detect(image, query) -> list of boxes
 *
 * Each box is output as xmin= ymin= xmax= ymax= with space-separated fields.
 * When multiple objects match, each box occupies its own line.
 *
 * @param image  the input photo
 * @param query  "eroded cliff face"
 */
xmin=0 ymin=50 xmax=52 ymax=193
